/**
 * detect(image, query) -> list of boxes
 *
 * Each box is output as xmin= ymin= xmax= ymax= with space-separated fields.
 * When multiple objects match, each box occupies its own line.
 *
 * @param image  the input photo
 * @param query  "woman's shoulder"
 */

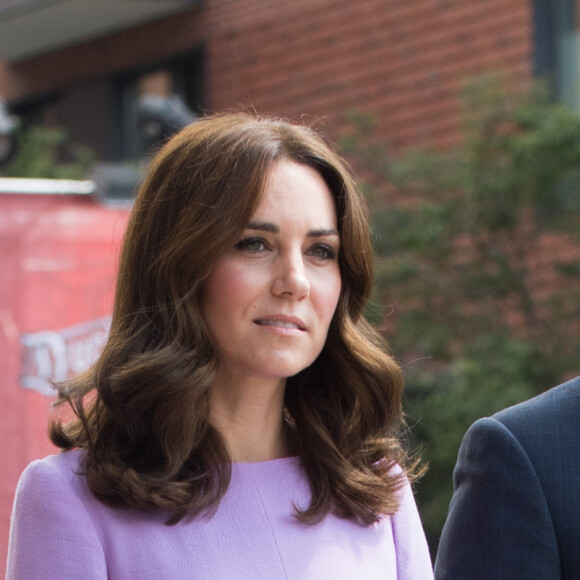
xmin=21 ymin=448 xmax=84 ymax=476
xmin=16 ymin=449 xmax=87 ymax=499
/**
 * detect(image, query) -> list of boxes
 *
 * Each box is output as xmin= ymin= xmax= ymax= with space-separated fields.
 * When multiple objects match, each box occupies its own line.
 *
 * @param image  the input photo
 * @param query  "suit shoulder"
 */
xmin=493 ymin=377 xmax=580 ymax=430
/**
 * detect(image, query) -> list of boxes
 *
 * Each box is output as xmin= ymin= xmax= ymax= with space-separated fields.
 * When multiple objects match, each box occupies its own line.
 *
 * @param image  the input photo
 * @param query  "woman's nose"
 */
xmin=271 ymin=252 xmax=310 ymax=300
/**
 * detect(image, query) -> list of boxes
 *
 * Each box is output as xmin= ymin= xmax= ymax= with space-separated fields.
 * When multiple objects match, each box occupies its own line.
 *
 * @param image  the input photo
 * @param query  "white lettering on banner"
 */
xmin=20 ymin=317 xmax=111 ymax=396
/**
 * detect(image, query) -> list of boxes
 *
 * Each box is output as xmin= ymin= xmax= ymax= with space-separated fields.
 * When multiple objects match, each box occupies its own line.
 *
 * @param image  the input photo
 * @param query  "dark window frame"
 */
xmin=533 ymin=0 xmax=577 ymax=105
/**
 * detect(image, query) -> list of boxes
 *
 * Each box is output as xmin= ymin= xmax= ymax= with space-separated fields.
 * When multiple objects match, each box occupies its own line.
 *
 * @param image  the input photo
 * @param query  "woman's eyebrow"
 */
xmin=246 ymin=221 xmax=279 ymax=233
xmin=246 ymin=222 xmax=339 ymax=238
xmin=307 ymin=228 xmax=339 ymax=238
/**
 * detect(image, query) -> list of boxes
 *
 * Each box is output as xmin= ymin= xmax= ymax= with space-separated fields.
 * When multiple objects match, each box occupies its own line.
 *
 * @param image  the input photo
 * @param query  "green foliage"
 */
xmin=343 ymin=75 xmax=580 ymax=556
xmin=406 ymin=332 xmax=549 ymax=553
xmin=1 ymin=125 xmax=95 ymax=179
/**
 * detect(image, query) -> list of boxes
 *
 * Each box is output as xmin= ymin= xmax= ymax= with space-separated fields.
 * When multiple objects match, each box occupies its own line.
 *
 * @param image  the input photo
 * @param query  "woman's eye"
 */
xmin=309 ymin=243 xmax=336 ymax=260
xmin=234 ymin=237 xmax=267 ymax=252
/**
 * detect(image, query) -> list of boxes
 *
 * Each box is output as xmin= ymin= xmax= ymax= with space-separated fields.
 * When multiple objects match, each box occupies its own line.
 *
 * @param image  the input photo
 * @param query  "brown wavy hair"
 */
xmin=50 ymin=113 xmax=410 ymax=526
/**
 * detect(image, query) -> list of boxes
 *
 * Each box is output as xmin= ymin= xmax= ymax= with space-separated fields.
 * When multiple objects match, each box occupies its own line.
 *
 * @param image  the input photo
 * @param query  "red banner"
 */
xmin=0 ymin=193 xmax=129 ymax=576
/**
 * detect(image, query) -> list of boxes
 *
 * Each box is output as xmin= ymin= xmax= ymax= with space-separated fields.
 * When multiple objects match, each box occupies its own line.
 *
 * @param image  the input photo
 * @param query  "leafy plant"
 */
xmin=1 ymin=125 xmax=94 ymax=179
xmin=342 ymin=74 xmax=580 ymax=556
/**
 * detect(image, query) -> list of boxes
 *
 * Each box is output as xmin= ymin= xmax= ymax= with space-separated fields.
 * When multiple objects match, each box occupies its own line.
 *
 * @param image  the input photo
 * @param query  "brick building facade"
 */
xmin=0 ymin=0 xmax=555 ymax=164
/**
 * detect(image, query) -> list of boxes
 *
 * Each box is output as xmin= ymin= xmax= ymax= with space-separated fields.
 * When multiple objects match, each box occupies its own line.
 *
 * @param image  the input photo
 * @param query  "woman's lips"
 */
xmin=254 ymin=316 xmax=307 ymax=331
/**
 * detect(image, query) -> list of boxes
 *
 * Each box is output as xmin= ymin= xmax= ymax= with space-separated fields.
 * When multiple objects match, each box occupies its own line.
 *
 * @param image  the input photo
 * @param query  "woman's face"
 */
xmin=202 ymin=160 xmax=342 ymax=386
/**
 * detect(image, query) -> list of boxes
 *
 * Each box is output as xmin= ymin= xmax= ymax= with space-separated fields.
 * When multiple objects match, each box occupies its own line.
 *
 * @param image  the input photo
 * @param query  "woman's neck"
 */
xmin=209 ymin=375 xmax=289 ymax=463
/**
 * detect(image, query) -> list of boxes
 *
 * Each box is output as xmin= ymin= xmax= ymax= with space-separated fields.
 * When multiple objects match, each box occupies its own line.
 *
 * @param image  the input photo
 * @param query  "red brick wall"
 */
xmin=1 ymin=0 xmax=533 ymax=152
xmin=205 ymin=0 xmax=533 ymax=149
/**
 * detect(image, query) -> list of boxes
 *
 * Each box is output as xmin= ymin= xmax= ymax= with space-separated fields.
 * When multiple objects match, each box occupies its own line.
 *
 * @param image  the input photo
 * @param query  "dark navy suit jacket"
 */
xmin=435 ymin=377 xmax=580 ymax=579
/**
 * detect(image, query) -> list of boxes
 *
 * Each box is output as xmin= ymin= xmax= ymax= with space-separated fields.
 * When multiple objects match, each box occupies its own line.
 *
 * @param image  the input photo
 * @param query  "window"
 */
xmin=114 ymin=48 xmax=205 ymax=161
xmin=9 ymin=48 xmax=205 ymax=164
xmin=7 ymin=48 xmax=205 ymax=200
xmin=534 ymin=0 xmax=579 ymax=109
